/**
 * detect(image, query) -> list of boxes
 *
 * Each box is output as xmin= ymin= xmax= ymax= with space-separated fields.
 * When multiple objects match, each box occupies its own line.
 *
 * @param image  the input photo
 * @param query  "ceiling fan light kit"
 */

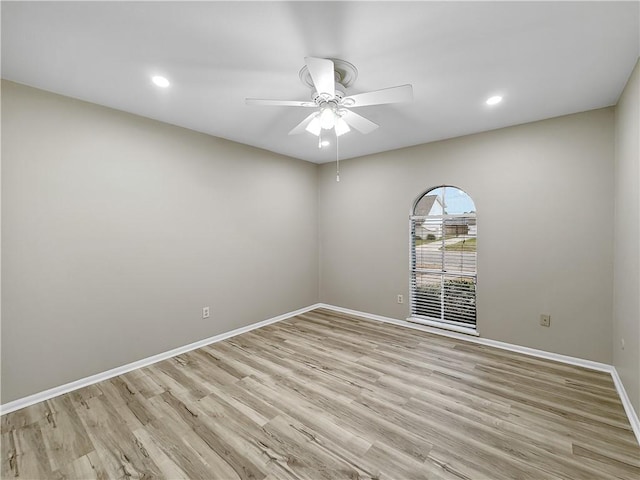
xmin=246 ymin=57 xmax=413 ymax=140
xmin=319 ymin=104 xmax=337 ymax=129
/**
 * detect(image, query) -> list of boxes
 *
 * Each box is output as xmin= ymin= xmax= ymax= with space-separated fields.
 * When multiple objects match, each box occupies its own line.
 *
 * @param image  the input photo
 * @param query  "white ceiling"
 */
xmin=2 ymin=1 xmax=639 ymax=163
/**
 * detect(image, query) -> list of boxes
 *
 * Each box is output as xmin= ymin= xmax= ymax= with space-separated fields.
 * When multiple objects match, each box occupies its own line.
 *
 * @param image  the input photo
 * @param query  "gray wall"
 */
xmin=1 ymin=81 xmax=319 ymax=404
xmin=613 ymin=59 xmax=640 ymax=416
xmin=3 ymin=76 xmax=634 ymax=405
xmin=319 ymin=108 xmax=615 ymax=364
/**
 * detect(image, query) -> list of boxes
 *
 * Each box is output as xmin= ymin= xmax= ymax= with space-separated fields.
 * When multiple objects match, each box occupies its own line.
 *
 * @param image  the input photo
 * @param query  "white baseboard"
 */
xmin=317 ymin=303 xmax=640 ymax=445
xmin=317 ymin=303 xmax=611 ymax=370
xmin=610 ymin=367 xmax=640 ymax=444
xmin=3 ymin=301 xmax=638 ymax=447
xmin=0 ymin=303 xmax=322 ymax=416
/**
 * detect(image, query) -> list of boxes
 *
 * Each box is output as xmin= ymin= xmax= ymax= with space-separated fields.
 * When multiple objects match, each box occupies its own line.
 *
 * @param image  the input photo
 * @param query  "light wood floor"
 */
xmin=2 ymin=309 xmax=638 ymax=479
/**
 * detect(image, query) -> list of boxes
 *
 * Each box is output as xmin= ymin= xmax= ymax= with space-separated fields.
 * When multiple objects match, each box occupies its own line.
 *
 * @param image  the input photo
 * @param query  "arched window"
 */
xmin=410 ymin=186 xmax=477 ymax=332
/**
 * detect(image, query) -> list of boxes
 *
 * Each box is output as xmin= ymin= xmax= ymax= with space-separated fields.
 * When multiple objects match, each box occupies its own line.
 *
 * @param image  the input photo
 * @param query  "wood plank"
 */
xmin=1 ymin=308 xmax=637 ymax=479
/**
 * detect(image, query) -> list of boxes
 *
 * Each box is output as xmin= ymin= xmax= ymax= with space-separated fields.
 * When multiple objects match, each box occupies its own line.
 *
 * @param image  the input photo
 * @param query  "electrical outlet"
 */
xmin=202 ymin=306 xmax=210 ymax=319
xmin=540 ymin=314 xmax=551 ymax=327
xmin=397 ymin=294 xmax=404 ymax=304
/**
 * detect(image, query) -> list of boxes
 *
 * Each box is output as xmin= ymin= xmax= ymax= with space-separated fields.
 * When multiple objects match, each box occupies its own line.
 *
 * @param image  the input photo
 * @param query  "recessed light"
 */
xmin=321 ymin=140 xmax=330 ymax=147
xmin=486 ymin=95 xmax=502 ymax=106
xmin=152 ymin=75 xmax=170 ymax=88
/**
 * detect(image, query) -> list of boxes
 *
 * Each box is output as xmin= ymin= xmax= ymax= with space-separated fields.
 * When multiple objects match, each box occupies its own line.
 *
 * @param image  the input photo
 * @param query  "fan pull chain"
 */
xmin=336 ymin=128 xmax=340 ymax=182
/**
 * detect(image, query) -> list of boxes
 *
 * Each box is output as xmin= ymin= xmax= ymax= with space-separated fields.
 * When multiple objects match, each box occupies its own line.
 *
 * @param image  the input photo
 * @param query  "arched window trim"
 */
xmin=409 ymin=185 xmax=478 ymax=335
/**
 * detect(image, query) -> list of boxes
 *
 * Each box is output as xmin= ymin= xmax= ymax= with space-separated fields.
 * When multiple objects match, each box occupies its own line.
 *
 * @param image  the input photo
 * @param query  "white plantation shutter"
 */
xmin=410 ymin=187 xmax=477 ymax=329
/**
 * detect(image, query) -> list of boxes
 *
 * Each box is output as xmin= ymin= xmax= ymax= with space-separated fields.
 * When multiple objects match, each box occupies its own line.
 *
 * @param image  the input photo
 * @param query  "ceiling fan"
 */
xmin=246 ymin=57 xmax=413 ymax=139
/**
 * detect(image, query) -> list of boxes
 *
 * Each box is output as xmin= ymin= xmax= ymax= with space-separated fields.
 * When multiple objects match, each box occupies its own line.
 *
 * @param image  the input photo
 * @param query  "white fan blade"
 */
xmin=305 ymin=57 xmax=335 ymax=99
xmin=288 ymin=112 xmax=319 ymax=135
xmin=343 ymin=84 xmax=413 ymax=107
xmin=246 ymin=98 xmax=315 ymax=107
xmin=341 ymin=110 xmax=379 ymax=134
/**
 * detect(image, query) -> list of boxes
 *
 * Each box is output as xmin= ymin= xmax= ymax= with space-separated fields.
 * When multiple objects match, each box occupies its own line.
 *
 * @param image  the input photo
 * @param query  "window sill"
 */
xmin=406 ymin=317 xmax=479 ymax=336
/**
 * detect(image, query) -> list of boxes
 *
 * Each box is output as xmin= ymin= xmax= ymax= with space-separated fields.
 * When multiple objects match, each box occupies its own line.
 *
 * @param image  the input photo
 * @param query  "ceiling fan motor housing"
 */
xmin=312 ymin=83 xmax=346 ymax=105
